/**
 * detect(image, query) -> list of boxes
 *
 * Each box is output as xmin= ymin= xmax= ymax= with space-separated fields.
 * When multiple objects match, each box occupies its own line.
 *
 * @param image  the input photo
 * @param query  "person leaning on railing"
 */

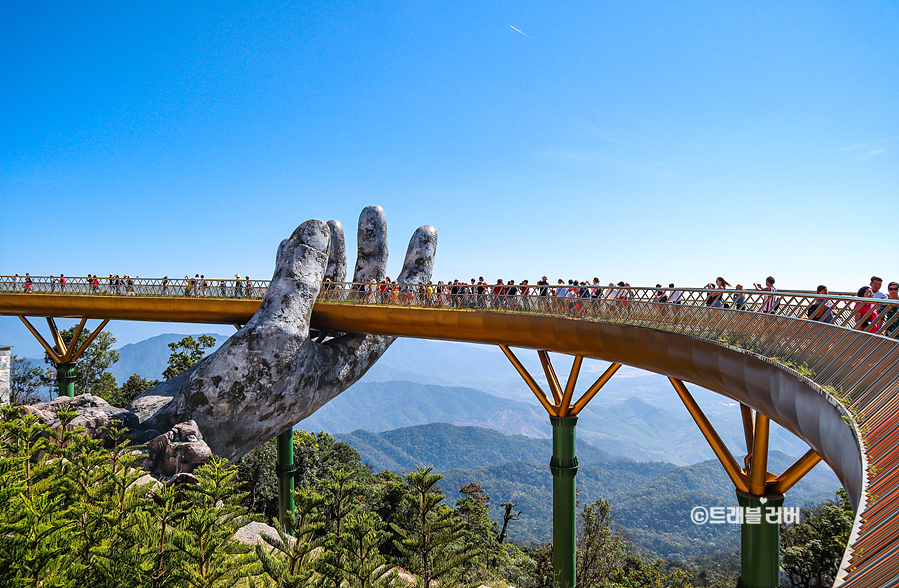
xmin=853 ymin=286 xmax=880 ymax=333
xmin=754 ymin=276 xmax=778 ymax=313
xmin=884 ymin=282 xmax=899 ymax=336
xmin=806 ymin=285 xmax=835 ymax=323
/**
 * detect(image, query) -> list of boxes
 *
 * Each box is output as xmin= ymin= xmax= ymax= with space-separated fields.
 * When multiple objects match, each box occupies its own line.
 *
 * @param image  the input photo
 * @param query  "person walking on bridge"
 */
xmin=806 ymin=285 xmax=835 ymax=323
xmin=854 ymin=286 xmax=880 ymax=333
xmin=754 ymin=276 xmax=778 ymax=313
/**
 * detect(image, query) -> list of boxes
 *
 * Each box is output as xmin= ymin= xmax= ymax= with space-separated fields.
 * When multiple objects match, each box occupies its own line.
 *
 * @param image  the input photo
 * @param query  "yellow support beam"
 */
xmin=63 ymin=318 xmax=88 ymax=362
xmin=500 ymin=345 xmax=557 ymax=417
xmin=750 ymin=413 xmax=771 ymax=496
xmin=46 ymin=317 xmax=67 ymax=358
xmin=740 ymin=404 xmax=755 ymax=455
xmin=558 ymin=355 xmax=583 ymax=417
xmin=537 ymin=351 xmax=564 ymax=406
xmin=669 ymin=377 xmax=750 ymax=493
xmin=770 ymin=449 xmax=823 ymax=495
xmin=70 ymin=319 xmax=110 ymax=363
xmin=19 ymin=316 xmax=62 ymax=364
xmin=569 ymin=363 xmax=621 ymax=416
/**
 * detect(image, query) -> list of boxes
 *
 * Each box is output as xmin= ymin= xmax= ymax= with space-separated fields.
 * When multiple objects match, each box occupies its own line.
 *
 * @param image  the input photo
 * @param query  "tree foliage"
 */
xmin=9 ymin=354 xmax=48 ymax=405
xmin=163 ymin=335 xmax=217 ymax=380
xmin=781 ymin=489 xmax=853 ymax=588
xmin=391 ymin=466 xmax=479 ymax=588
xmin=0 ymin=406 xmax=260 ymax=588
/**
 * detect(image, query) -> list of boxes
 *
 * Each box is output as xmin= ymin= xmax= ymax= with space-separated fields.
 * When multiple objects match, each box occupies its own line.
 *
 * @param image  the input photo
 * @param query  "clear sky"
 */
xmin=2 ymin=1 xmax=897 ymax=355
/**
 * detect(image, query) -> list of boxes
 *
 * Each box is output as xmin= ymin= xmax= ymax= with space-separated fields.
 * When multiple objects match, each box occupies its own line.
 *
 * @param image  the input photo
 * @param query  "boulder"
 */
xmin=145 ymin=420 xmax=212 ymax=476
xmin=22 ymin=394 xmax=140 ymax=442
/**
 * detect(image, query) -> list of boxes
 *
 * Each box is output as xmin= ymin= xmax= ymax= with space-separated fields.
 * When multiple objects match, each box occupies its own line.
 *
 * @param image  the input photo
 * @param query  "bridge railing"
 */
xmin=0 ymin=275 xmax=267 ymax=299
xmin=2 ymin=276 xmax=898 ymax=341
xmin=321 ymin=281 xmax=899 ymax=340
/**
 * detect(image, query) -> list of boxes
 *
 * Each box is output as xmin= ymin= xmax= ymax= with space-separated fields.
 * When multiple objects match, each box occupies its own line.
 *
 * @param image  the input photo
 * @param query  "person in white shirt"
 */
xmin=754 ymin=276 xmax=778 ymax=313
xmin=667 ymin=284 xmax=682 ymax=304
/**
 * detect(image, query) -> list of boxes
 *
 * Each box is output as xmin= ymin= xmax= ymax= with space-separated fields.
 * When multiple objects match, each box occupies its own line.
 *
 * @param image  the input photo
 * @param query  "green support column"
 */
xmin=276 ymin=427 xmax=296 ymax=533
xmin=550 ymin=415 xmax=578 ymax=588
xmin=56 ymin=362 xmax=76 ymax=398
xmin=736 ymin=491 xmax=784 ymax=588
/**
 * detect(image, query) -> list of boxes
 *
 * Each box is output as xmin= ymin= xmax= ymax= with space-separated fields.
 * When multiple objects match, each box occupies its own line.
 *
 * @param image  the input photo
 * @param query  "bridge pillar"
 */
xmin=276 ymin=427 xmax=296 ymax=533
xmin=56 ymin=361 xmax=76 ymax=398
xmin=736 ymin=491 xmax=784 ymax=588
xmin=550 ymin=415 xmax=578 ymax=588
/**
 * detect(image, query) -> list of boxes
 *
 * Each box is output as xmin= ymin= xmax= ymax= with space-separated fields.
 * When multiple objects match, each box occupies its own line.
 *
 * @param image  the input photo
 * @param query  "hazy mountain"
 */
xmin=109 ymin=332 xmax=228 ymax=383
xmin=334 ymin=422 xmax=842 ymax=557
xmin=108 ymin=333 xmax=816 ymax=464
xmin=335 ymin=422 xmax=635 ymax=473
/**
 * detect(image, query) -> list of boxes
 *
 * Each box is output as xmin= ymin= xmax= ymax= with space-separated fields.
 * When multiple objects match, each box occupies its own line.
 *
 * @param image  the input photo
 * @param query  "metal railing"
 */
xmin=2 ymin=276 xmax=897 ymax=340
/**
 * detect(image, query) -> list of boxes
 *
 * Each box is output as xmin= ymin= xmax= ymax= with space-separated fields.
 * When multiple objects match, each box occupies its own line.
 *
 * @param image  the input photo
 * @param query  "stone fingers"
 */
xmin=353 ymin=205 xmax=388 ymax=283
xmin=324 ymin=220 xmax=347 ymax=283
xmin=248 ymin=219 xmax=331 ymax=334
xmin=397 ymin=225 xmax=438 ymax=284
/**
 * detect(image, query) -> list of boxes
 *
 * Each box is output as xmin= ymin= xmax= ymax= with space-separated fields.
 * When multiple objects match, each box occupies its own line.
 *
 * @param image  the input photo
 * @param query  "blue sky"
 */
xmin=2 ymin=1 xmax=897 ymax=355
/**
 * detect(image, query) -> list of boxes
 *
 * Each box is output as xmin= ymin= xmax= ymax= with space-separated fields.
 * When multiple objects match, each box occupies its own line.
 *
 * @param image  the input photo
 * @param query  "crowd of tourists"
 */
xmin=321 ymin=274 xmax=898 ymax=336
xmin=7 ymin=273 xmax=264 ymax=299
xmin=6 ymin=272 xmax=897 ymax=336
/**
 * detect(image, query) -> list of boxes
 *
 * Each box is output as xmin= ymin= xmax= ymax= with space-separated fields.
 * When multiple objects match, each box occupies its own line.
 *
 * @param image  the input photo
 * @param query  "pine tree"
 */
xmin=455 ymin=482 xmax=504 ymax=584
xmin=171 ymin=456 xmax=260 ymax=588
xmin=391 ymin=466 xmax=478 ymax=588
xmin=136 ymin=482 xmax=189 ymax=588
xmin=317 ymin=468 xmax=363 ymax=588
xmin=338 ymin=511 xmax=395 ymax=588
xmin=85 ymin=422 xmax=155 ymax=588
xmin=0 ymin=406 xmax=79 ymax=588
xmin=256 ymin=487 xmax=325 ymax=588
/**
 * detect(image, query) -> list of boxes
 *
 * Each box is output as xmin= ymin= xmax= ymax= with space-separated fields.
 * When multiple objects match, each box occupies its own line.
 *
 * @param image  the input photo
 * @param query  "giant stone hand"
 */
xmin=128 ymin=206 xmax=437 ymax=462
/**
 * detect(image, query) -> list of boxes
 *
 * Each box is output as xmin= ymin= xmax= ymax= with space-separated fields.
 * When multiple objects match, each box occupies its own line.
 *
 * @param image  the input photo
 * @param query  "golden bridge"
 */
xmin=2 ymin=276 xmax=898 ymax=588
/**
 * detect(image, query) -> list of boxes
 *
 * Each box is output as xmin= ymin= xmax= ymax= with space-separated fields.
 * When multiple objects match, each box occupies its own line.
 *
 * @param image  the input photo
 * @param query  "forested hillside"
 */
xmin=338 ymin=423 xmax=842 ymax=559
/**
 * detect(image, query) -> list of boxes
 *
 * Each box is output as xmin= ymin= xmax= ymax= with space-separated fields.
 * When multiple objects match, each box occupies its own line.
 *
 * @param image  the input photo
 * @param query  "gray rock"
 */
xmin=145 ymin=420 xmax=212 ymax=476
xmin=23 ymin=394 xmax=139 ymax=443
xmin=324 ymin=220 xmax=347 ymax=282
xmin=233 ymin=521 xmax=290 ymax=547
xmin=127 ymin=206 xmax=438 ymax=464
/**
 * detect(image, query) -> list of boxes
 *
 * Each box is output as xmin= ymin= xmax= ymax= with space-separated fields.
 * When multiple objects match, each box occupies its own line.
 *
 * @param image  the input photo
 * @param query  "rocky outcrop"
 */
xmin=21 ymin=394 xmax=211 ymax=477
xmin=145 ymin=420 xmax=212 ymax=476
xmin=23 ymin=394 xmax=141 ymax=443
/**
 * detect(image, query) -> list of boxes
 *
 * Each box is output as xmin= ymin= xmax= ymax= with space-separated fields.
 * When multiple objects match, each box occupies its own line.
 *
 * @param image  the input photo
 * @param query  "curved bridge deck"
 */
xmin=2 ymin=278 xmax=898 ymax=587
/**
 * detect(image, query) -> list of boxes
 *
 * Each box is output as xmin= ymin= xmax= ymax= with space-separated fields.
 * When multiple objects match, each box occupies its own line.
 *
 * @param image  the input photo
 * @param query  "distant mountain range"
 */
xmin=103 ymin=334 xmax=816 ymax=465
xmin=333 ymin=422 xmax=841 ymax=558
xmin=302 ymin=379 xmax=810 ymax=466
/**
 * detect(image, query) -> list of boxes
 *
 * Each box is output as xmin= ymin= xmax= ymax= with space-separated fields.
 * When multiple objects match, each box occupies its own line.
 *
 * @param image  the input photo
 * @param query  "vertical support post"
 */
xmin=57 ymin=361 xmax=76 ymax=398
xmin=550 ymin=415 xmax=578 ymax=588
xmin=277 ymin=427 xmax=296 ymax=533
xmin=736 ymin=491 xmax=784 ymax=588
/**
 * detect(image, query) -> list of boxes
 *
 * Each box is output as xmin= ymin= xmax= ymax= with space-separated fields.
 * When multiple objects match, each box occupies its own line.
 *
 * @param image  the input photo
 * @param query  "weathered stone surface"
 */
xmin=23 ymin=394 xmax=140 ymax=442
xmin=145 ymin=420 xmax=212 ymax=476
xmin=18 ymin=394 xmax=213 ymax=479
xmin=233 ymin=521 xmax=291 ymax=547
xmin=324 ymin=219 xmax=347 ymax=282
xmin=126 ymin=206 xmax=438 ymax=464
